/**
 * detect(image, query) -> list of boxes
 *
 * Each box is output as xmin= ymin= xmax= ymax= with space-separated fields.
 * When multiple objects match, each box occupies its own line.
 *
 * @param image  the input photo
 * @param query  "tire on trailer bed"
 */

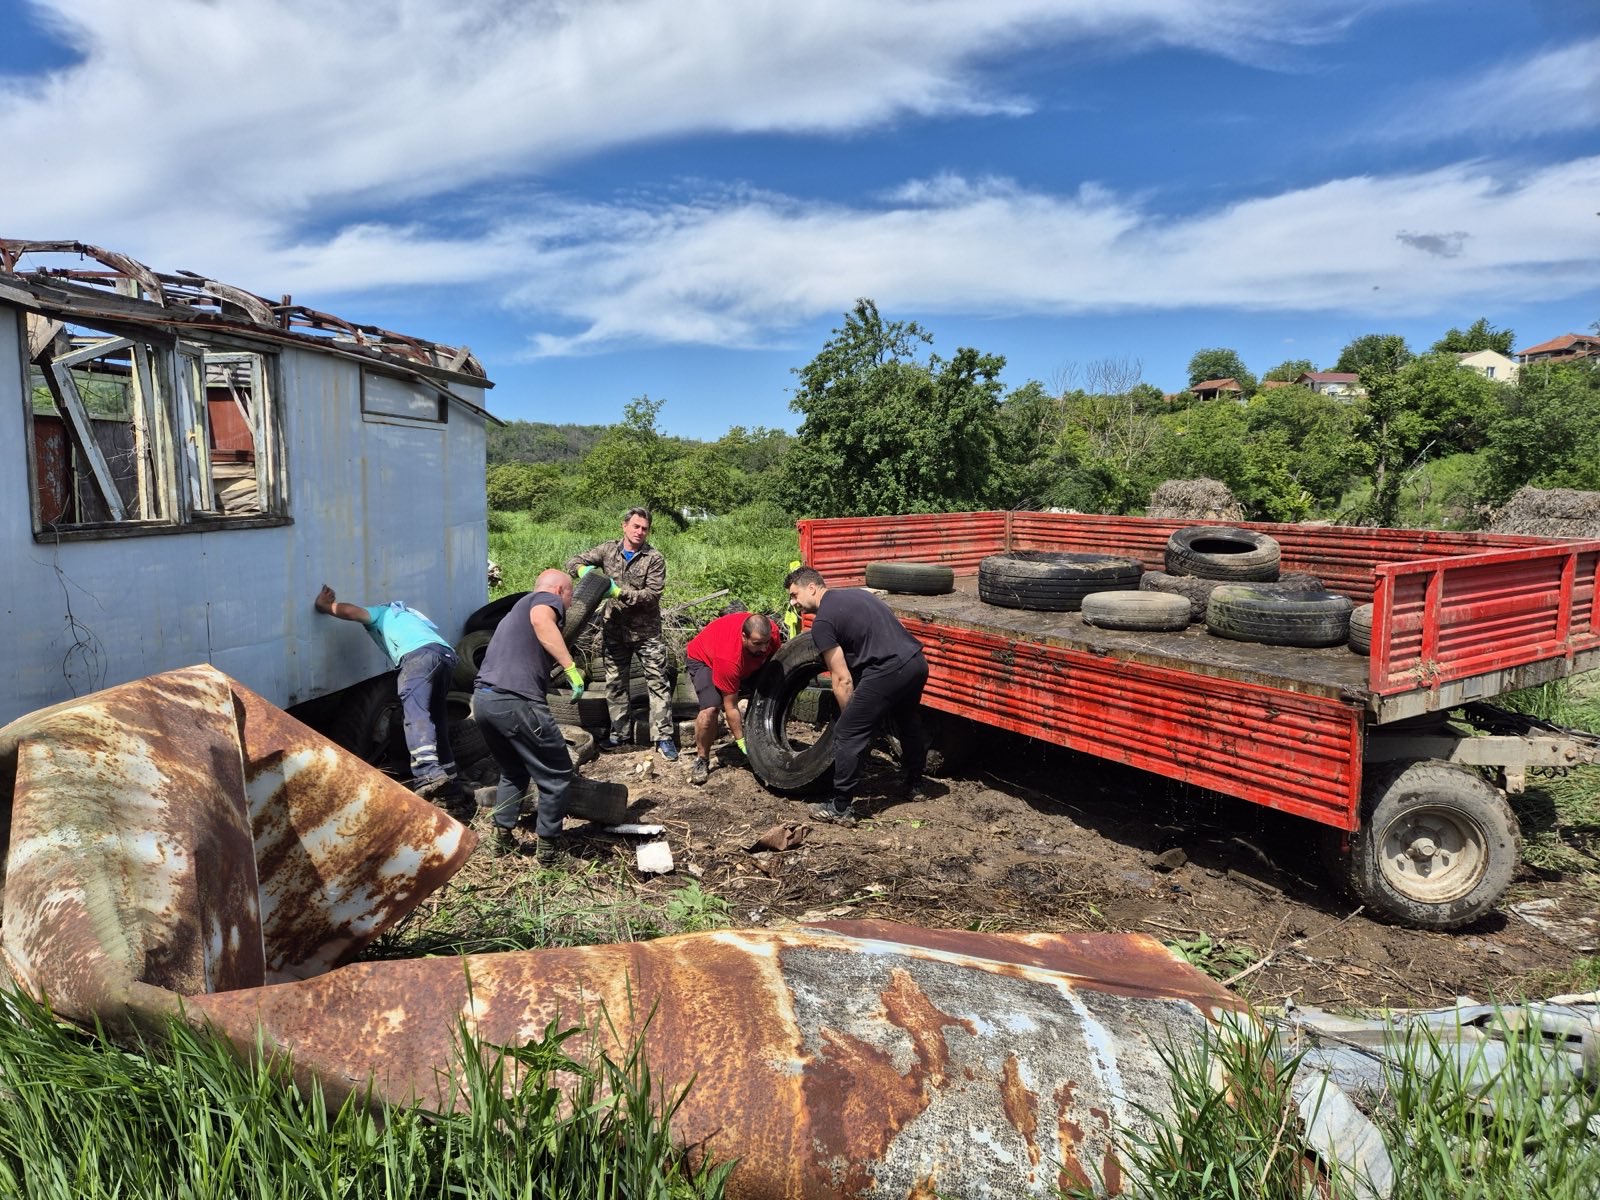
xmin=745 ymin=631 xmax=835 ymax=793
xmin=1165 ymin=526 xmax=1281 ymax=582
xmin=978 ymin=552 xmax=1143 ymax=612
xmin=1205 ymin=584 xmax=1353 ymax=648
xmin=1325 ymin=760 xmax=1521 ymax=930
xmin=1348 ymin=602 xmax=1373 ymax=655
xmin=1081 ymin=590 xmax=1192 ymax=631
xmin=864 ymin=561 xmax=955 ymax=595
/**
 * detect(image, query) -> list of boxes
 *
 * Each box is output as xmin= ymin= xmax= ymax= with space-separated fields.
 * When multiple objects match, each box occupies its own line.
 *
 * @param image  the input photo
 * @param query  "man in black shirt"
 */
xmin=472 ymin=568 xmax=587 ymax=863
xmin=785 ymin=566 xmax=929 ymax=826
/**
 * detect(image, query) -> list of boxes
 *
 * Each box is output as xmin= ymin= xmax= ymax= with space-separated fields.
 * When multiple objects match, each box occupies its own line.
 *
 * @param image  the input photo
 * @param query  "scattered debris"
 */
xmin=636 ymin=840 xmax=675 ymax=874
xmin=748 ymin=822 xmax=810 ymax=852
xmin=1146 ymin=477 xmax=1246 ymax=521
xmin=1487 ymin=486 xmax=1600 ymax=538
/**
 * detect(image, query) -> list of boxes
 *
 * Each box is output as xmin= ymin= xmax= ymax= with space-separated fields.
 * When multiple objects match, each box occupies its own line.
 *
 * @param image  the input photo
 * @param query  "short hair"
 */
xmin=784 ymin=566 xmax=826 ymax=590
xmin=623 ymin=506 xmax=652 ymax=526
xmin=742 ymin=613 xmax=773 ymax=639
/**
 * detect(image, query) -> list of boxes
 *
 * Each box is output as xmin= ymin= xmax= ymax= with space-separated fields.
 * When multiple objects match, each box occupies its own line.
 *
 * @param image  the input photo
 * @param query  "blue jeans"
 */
xmin=396 ymin=643 xmax=457 ymax=782
xmin=471 ymin=688 xmax=573 ymax=839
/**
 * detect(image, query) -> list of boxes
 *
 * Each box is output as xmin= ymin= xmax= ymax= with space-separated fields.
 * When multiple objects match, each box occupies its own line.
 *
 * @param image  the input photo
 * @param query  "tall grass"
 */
xmin=0 ymin=990 xmax=730 ymax=1200
xmin=1061 ymin=1008 xmax=1600 ymax=1200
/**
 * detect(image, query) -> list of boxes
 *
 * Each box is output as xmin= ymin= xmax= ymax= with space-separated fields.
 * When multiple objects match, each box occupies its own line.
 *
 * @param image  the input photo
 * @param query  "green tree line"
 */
xmin=486 ymin=303 xmax=1600 ymax=530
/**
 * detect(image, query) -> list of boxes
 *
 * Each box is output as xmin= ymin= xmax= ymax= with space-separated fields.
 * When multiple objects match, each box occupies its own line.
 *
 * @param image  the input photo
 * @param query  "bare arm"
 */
xmin=722 ymin=691 xmax=744 ymax=742
xmin=315 ymin=584 xmax=372 ymax=625
xmin=530 ymin=602 xmax=577 ymax=670
xmin=822 ymin=644 xmax=853 ymax=708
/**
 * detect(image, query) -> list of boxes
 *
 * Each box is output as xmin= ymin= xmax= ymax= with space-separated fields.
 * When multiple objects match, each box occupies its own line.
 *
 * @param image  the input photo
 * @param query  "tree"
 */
xmin=1186 ymin=348 xmax=1257 ymax=395
xmin=486 ymin=462 xmax=562 ymax=511
xmin=781 ymin=300 xmax=1008 ymax=517
xmin=1431 ymin=318 xmax=1515 ymax=356
xmin=1335 ymin=333 xmax=1411 ymax=376
xmin=1262 ymin=358 xmax=1315 ymax=383
xmin=579 ymin=395 xmax=679 ymax=517
xmin=1478 ymin=360 xmax=1600 ymax=504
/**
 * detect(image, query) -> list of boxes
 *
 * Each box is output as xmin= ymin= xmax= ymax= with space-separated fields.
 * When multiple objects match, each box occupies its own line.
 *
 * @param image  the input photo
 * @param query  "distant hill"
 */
xmin=487 ymin=420 xmax=610 ymax=465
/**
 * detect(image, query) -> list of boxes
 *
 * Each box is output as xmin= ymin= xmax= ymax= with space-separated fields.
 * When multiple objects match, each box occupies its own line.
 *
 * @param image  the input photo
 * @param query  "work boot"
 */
xmin=809 ymin=800 xmax=859 ymax=829
xmin=657 ymin=739 xmax=679 ymax=762
xmin=601 ymin=729 xmax=631 ymax=751
xmin=689 ymin=757 xmax=709 ymax=786
xmin=412 ymin=773 xmax=454 ymax=801
xmin=536 ymin=837 xmax=565 ymax=868
xmin=492 ymin=826 xmax=530 ymax=857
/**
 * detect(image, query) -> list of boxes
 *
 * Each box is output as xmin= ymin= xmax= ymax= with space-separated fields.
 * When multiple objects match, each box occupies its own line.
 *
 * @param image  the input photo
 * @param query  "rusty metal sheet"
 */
xmin=188 ymin=920 xmax=1248 ymax=1199
xmin=0 ymin=665 xmax=477 ymax=1030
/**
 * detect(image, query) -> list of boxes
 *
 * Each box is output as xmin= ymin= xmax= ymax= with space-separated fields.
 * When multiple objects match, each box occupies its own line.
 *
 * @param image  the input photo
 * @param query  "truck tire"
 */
xmin=1140 ymin=571 xmax=1221 ymax=621
xmin=444 ymin=690 xmax=493 ymax=771
xmin=746 ymin=632 xmax=835 ymax=793
xmin=865 ymin=561 xmax=955 ymax=595
xmin=1329 ymin=760 xmax=1520 ymax=930
xmin=562 ymin=570 xmax=613 ymax=645
xmin=1348 ymin=603 xmax=1373 ymax=656
xmin=462 ymin=591 xmax=528 ymax=635
xmin=562 ymin=724 xmax=598 ymax=767
xmin=325 ymin=674 xmax=406 ymax=773
xmin=452 ymin=630 xmax=493 ymax=690
xmin=546 ymin=682 xmax=613 ymax=731
xmin=1205 ymin=584 xmax=1353 ymax=648
xmin=978 ymin=552 xmax=1142 ymax=612
xmin=1166 ymin=527 xmax=1281 ymax=582
xmin=1081 ymin=590 xmax=1192 ymax=631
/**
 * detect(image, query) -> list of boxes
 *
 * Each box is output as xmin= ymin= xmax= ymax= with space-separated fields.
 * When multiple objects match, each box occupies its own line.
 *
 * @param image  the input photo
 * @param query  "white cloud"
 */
xmin=1386 ymin=36 xmax=1600 ymax=140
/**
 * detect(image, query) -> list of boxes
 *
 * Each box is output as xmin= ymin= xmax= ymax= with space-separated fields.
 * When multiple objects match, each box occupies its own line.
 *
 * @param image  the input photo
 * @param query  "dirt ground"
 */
xmin=511 ymin=727 xmax=1598 ymax=1012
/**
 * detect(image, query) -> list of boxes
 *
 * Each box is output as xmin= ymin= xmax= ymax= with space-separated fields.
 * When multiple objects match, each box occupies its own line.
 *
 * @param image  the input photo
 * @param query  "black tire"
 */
xmin=1165 ymin=527 xmax=1281 ymax=582
xmin=324 ymin=673 xmax=407 ymax=773
xmin=978 ymin=552 xmax=1143 ymax=612
xmin=452 ymin=630 xmax=494 ymax=690
xmin=1348 ymin=603 xmax=1373 ymax=656
xmin=746 ymin=632 xmax=835 ymax=793
xmin=444 ymin=690 xmax=492 ymax=771
xmin=462 ymin=591 xmax=528 ymax=636
xmin=546 ymin=682 xmax=614 ymax=730
xmin=1328 ymin=760 xmax=1520 ymax=930
xmin=865 ymin=561 xmax=955 ymax=595
xmin=562 ymin=570 xmax=613 ymax=644
xmin=1081 ymin=590 xmax=1191 ymax=631
xmin=1205 ymin=584 xmax=1353 ymax=648
xmin=1140 ymin=571 xmax=1220 ymax=622
xmin=562 ymin=724 xmax=598 ymax=767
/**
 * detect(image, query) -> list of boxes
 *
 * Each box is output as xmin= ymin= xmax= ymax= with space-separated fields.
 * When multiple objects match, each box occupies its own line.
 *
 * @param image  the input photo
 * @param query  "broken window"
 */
xmin=23 ymin=315 xmax=287 ymax=537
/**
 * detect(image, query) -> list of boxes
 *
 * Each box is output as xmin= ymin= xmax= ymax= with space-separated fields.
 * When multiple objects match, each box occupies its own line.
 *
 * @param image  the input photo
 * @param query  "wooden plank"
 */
xmin=43 ymin=359 xmax=125 ymax=522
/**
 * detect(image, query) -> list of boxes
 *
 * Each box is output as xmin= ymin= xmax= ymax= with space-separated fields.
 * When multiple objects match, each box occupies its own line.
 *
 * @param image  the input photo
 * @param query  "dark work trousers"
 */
xmin=830 ymin=653 xmax=929 ymax=806
xmin=471 ymin=688 xmax=573 ymax=839
xmin=396 ymin=643 xmax=457 ymax=783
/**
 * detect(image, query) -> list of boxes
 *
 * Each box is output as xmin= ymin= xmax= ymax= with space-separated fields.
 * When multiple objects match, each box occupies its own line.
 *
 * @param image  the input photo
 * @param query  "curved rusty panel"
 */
xmin=188 ymin=922 xmax=1243 ymax=1199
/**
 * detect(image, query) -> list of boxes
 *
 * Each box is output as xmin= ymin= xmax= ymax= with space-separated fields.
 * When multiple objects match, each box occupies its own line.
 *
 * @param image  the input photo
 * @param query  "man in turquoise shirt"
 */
xmin=315 ymin=584 xmax=465 ymax=808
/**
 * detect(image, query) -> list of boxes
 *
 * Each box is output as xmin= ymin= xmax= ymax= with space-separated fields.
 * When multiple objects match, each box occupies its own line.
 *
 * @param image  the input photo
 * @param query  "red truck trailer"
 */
xmin=753 ymin=511 xmax=1600 ymax=931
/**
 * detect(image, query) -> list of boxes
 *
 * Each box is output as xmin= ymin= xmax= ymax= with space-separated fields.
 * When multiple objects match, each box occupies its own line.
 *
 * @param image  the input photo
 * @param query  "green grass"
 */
xmin=1061 ymin=1007 xmax=1600 ymax=1200
xmin=0 ymin=989 xmax=730 ymax=1200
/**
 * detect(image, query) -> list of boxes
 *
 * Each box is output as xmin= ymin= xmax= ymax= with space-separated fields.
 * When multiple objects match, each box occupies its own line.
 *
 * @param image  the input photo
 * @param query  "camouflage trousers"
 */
xmin=601 ymin=630 xmax=674 ymax=743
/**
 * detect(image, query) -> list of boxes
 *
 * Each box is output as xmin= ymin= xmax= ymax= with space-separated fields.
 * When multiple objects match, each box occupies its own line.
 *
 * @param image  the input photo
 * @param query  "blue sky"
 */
xmin=1 ymin=0 xmax=1597 ymax=439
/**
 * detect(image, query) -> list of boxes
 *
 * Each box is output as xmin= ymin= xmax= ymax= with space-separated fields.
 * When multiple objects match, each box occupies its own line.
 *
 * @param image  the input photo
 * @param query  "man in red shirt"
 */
xmin=684 ymin=612 xmax=780 ymax=784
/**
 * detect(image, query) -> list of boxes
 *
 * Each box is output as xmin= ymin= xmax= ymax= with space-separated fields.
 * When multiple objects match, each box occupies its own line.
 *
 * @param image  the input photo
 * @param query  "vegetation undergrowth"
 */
xmin=0 ymin=989 xmax=730 ymax=1200
xmin=1060 ymin=1007 xmax=1600 ymax=1200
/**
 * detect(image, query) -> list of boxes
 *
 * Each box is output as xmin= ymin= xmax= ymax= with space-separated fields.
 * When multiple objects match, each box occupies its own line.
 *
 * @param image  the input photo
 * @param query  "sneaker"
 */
xmin=535 ymin=837 xmax=564 ymax=868
xmin=492 ymin=826 xmax=530 ymax=857
xmin=809 ymin=801 xmax=859 ymax=829
xmin=689 ymin=757 xmax=709 ymax=786
xmin=657 ymin=739 xmax=679 ymax=762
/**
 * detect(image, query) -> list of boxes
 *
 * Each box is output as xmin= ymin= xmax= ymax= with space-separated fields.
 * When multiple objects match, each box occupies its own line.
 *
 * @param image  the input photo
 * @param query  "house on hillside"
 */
xmin=1294 ymin=371 xmax=1365 ymax=399
xmin=1516 ymin=333 xmax=1600 ymax=365
xmin=0 ymin=239 xmax=495 ymax=726
xmin=1456 ymin=349 xmax=1518 ymax=383
xmin=1189 ymin=377 xmax=1245 ymax=402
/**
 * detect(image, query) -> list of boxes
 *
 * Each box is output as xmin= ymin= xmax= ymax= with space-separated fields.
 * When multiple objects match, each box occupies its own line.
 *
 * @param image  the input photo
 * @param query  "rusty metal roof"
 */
xmin=0 ymin=238 xmax=492 ymax=391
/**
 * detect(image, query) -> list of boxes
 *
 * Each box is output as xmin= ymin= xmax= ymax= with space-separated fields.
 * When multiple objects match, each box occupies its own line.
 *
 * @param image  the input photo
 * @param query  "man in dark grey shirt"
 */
xmin=785 ymin=565 xmax=929 ymax=826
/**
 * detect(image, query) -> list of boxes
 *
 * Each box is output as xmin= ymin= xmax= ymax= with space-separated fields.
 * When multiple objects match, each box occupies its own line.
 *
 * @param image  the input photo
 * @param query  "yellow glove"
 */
xmin=563 ymin=664 xmax=585 ymax=699
xmin=577 ymin=565 xmax=593 ymax=579
xmin=607 ymin=580 xmax=621 ymax=598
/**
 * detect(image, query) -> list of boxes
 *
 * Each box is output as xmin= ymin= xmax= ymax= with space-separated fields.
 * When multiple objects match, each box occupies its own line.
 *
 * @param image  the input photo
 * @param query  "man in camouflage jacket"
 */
xmin=565 ymin=507 xmax=678 ymax=759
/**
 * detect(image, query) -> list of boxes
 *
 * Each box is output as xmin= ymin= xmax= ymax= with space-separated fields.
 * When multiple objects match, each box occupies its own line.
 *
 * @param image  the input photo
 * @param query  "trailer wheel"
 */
xmin=1333 ymin=760 xmax=1520 ymax=930
xmin=562 ymin=569 xmax=613 ymax=645
xmin=978 ymin=552 xmax=1143 ymax=612
xmin=1081 ymin=590 xmax=1192 ymax=631
xmin=864 ymin=561 xmax=955 ymax=595
xmin=1348 ymin=603 xmax=1373 ymax=656
xmin=746 ymin=632 xmax=835 ymax=793
xmin=1166 ymin=526 xmax=1281 ymax=582
xmin=1205 ymin=584 xmax=1353 ymax=648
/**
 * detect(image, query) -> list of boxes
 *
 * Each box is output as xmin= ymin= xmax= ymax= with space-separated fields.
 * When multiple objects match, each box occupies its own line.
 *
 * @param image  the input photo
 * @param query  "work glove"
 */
xmin=563 ymin=665 xmax=585 ymax=699
xmin=607 ymin=580 xmax=622 ymax=598
xmin=735 ymin=737 xmax=746 ymax=754
xmin=577 ymin=565 xmax=593 ymax=579
xmin=783 ymin=608 xmax=799 ymax=639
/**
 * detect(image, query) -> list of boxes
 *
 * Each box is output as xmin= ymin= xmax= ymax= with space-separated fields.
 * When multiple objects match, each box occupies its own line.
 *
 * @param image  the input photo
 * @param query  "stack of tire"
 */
xmin=1143 ymin=526 xmax=1354 ymax=648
